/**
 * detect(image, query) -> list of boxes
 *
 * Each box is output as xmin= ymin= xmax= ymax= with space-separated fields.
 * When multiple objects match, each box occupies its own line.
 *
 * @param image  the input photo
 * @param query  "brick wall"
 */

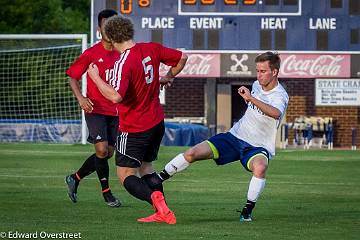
xmin=163 ymin=78 xmax=206 ymax=118
xmin=284 ymin=79 xmax=360 ymax=147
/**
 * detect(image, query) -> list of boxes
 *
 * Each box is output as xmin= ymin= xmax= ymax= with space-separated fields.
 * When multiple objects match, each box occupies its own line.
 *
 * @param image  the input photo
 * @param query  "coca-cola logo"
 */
xmin=182 ymin=54 xmax=213 ymax=75
xmin=280 ymin=55 xmax=349 ymax=77
xmin=160 ymin=54 xmax=220 ymax=77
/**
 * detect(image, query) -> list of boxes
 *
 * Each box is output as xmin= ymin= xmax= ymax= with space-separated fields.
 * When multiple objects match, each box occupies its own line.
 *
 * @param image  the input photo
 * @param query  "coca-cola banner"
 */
xmin=160 ymin=53 xmax=353 ymax=78
xmin=351 ymin=55 xmax=360 ymax=78
xmin=160 ymin=53 xmax=220 ymax=78
xmin=221 ymin=53 xmax=257 ymax=77
xmin=279 ymin=54 xmax=351 ymax=78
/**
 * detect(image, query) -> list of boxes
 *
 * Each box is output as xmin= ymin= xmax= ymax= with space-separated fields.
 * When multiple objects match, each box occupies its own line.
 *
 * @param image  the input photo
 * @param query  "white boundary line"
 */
xmin=178 ymin=0 xmax=302 ymax=16
xmin=0 ymin=150 xmax=90 ymax=155
xmin=0 ymin=34 xmax=86 ymax=39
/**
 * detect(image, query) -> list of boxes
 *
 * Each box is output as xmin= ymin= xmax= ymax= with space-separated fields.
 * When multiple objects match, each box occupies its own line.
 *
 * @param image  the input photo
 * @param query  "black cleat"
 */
xmin=240 ymin=212 xmax=252 ymax=222
xmin=239 ymin=207 xmax=253 ymax=222
xmin=65 ymin=175 xmax=77 ymax=203
xmin=103 ymin=191 xmax=121 ymax=208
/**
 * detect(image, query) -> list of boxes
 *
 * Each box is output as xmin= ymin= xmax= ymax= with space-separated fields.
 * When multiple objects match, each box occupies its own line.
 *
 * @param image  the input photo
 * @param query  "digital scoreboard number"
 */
xmin=179 ymin=0 xmax=301 ymax=16
xmin=120 ymin=0 xmax=150 ymax=14
xmin=119 ymin=0 xmax=301 ymax=15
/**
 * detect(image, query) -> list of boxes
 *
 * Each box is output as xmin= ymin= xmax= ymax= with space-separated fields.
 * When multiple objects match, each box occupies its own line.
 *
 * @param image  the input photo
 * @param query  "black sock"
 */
xmin=123 ymin=175 xmax=153 ymax=204
xmin=158 ymin=170 xmax=170 ymax=181
xmin=242 ymin=200 xmax=256 ymax=215
xmin=76 ymin=153 xmax=96 ymax=180
xmin=141 ymin=172 xmax=164 ymax=193
xmin=94 ymin=155 xmax=110 ymax=192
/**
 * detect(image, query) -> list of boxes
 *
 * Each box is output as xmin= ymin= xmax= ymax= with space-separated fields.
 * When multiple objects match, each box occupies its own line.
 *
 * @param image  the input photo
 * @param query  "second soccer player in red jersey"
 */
xmin=65 ymin=9 xmax=121 ymax=207
xmin=88 ymin=16 xmax=188 ymax=224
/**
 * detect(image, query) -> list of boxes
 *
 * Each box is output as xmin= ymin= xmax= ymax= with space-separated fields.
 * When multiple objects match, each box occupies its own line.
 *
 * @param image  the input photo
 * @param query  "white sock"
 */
xmin=164 ymin=153 xmax=190 ymax=176
xmin=247 ymin=176 xmax=266 ymax=202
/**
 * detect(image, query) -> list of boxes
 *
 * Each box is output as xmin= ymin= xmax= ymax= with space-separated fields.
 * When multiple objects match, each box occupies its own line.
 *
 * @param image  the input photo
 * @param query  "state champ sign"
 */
xmin=316 ymin=79 xmax=360 ymax=106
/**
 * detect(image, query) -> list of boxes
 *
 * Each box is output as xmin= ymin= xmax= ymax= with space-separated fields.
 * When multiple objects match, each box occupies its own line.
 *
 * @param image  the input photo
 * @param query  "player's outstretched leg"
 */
xmin=157 ymin=153 xmax=190 ymax=181
xmin=158 ymin=142 xmax=212 ymax=182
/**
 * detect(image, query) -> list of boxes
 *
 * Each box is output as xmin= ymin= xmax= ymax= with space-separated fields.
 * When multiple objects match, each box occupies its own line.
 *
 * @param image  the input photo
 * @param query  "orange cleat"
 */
xmin=151 ymin=191 xmax=169 ymax=214
xmin=138 ymin=213 xmax=162 ymax=223
xmin=137 ymin=211 xmax=176 ymax=224
xmin=137 ymin=191 xmax=176 ymax=224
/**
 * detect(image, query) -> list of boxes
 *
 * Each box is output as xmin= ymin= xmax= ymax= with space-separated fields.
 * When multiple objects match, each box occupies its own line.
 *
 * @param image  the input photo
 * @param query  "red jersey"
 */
xmin=66 ymin=42 xmax=120 ymax=116
xmin=110 ymin=42 xmax=182 ymax=132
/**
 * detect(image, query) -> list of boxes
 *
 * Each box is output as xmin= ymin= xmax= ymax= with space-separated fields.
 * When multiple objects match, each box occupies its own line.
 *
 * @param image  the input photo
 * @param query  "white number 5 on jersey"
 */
xmin=142 ymin=56 xmax=154 ymax=84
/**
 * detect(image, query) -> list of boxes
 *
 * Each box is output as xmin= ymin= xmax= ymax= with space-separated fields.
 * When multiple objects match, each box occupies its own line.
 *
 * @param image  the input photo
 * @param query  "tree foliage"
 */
xmin=0 ymin=0 xmax=90 ymax=34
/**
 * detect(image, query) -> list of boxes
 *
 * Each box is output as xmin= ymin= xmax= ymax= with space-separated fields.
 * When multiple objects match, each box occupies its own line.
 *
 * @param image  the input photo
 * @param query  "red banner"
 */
xmin=279 ymin=54 xmax=350 ymax=78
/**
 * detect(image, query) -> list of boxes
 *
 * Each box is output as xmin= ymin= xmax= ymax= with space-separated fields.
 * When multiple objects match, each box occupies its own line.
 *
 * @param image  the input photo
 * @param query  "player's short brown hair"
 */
xmin=104 ymin=16 xmax=134 ymax=43
xmin=255 ymin=51 xmax=281 ymax=71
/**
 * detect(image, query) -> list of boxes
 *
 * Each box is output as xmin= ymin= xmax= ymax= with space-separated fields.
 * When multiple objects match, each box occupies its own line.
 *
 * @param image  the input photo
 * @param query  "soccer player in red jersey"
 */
xmin=88 ymin=16 xmax=188 ymax=224
xmin=64 ymin=9 xmax=121 ymax=207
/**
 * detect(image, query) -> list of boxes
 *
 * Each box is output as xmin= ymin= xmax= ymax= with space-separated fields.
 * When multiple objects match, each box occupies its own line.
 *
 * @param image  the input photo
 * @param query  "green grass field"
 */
xmin=0 ymin=143 xmax=360 ymax=240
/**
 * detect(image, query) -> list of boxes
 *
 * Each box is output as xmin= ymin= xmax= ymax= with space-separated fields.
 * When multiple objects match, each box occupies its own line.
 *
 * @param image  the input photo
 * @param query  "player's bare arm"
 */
xmin=87 ymin=63 xmax=122 ymax=103
xmin=238 ymin=86 xmax=281 ymax=119
xmin=160 ymin=53 xmax=188 ymax=89
xmin=69 ymin=78 xmax=94 ymax=113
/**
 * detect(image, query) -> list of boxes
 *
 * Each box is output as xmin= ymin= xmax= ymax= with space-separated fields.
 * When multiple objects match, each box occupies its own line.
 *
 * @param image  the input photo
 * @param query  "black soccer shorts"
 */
xmin=115 ymin=121 xmax=165 ymax=168
xmin=85 ymin=113 xmax=119 ymax=146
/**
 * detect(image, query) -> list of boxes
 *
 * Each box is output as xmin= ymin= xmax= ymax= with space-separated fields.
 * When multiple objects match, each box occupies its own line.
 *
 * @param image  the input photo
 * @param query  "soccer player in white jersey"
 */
xmin=157 ymin=51 xmax=289 ymax=222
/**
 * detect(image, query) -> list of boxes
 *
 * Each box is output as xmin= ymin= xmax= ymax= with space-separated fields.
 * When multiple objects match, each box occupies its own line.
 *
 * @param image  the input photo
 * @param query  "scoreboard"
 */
xmin=120 ymin=0 xmax=300 ymax=15
xmin=93 ymin=0 xmax=360 ymax=51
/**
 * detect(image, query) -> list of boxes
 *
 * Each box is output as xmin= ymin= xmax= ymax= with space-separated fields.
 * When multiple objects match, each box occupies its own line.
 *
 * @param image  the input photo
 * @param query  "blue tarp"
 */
xmin=162 ymin=122 xmax=209 ymax=146
xmin=0 ymin=122 xmax=81 ymax=143
xmin=0 ymin=120 xmax=209 ymax=146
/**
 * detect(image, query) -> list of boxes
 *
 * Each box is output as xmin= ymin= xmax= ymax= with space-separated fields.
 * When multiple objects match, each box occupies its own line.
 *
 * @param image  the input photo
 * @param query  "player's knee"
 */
xmin=96 ymin=147 xmax=108 ymax=158
xmin=252 ymin=162 xmax=268 ymax=178
xmin=95 ymin=141 xmax=110 ymax=158
xmin=184 ymin=148 xmax=197 ymax=163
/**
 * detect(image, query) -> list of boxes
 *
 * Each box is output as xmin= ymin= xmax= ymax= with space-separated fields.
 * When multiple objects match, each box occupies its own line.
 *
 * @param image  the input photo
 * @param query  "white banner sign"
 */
xmin=315 ymin=79 xmax=360 ymax=106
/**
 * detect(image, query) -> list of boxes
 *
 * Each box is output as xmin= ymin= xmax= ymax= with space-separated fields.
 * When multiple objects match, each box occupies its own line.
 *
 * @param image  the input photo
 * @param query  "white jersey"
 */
xmin=229 ymin=80 xmax=289 ymax=157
